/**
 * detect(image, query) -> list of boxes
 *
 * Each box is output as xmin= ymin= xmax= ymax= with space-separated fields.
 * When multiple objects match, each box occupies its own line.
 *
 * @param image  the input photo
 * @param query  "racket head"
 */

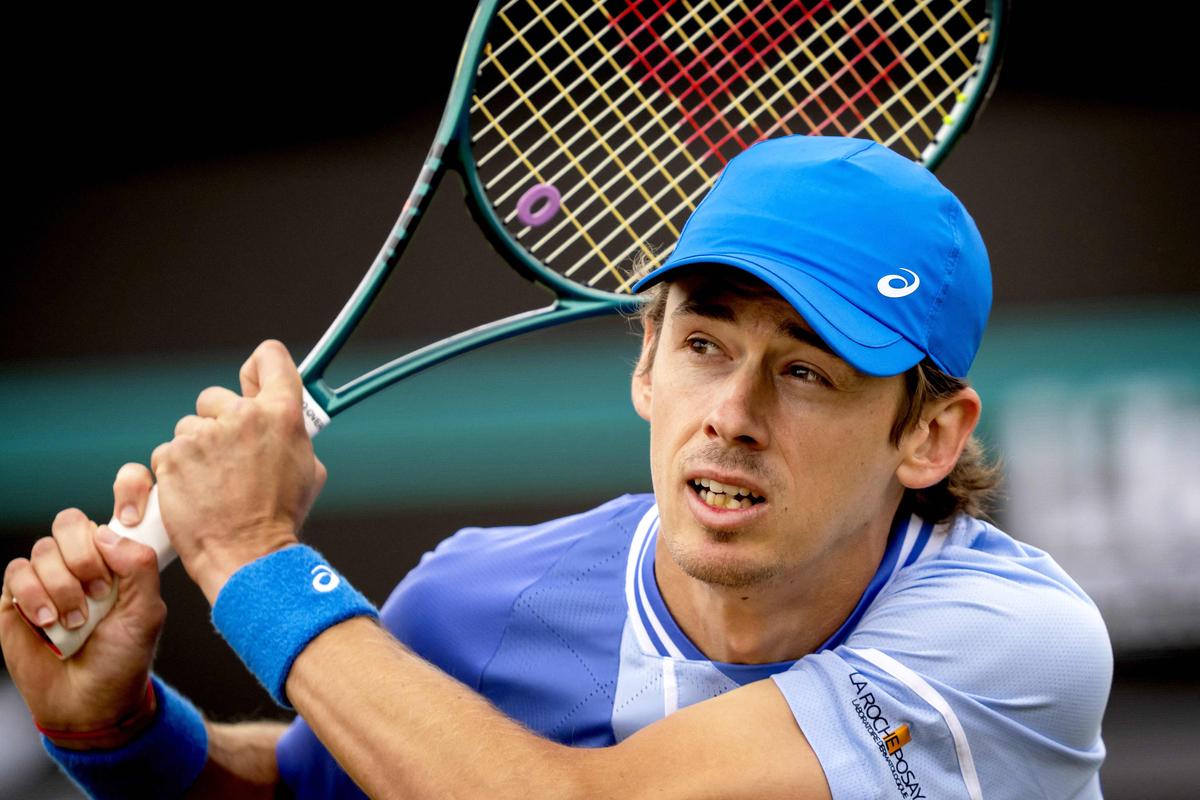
xmin=456 ymin=0 xmax=1007 ymax=298
xmin=301 ymin=0 xmax=1006 ymax=419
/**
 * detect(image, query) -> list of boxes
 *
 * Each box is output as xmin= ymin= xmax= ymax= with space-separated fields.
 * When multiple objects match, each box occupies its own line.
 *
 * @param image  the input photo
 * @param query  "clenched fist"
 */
xmin=0 ymin=465 xmax=166 ymax=749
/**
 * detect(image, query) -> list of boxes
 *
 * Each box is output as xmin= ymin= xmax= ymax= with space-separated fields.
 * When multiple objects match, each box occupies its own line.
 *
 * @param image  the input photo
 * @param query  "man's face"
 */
xmin=632 ymin=270 xmax=910 ymax=589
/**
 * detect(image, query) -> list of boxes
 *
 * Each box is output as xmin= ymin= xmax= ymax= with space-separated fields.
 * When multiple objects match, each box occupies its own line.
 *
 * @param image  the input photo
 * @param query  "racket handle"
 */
xmin=44 ymin=387 xmax=328 ymax=659
xmin=44 ymin=486 xmax=177 ymax=659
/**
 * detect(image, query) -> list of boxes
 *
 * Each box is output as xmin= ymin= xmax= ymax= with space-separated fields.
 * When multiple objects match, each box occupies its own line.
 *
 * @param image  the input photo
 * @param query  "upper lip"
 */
xmin=684 ymin=470 xmax=767 ymax=499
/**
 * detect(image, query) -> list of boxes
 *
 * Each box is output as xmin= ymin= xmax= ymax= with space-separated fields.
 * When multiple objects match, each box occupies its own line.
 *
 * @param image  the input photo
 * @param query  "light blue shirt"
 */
xmin=276 ymin=494 xmax=1111 ymax=799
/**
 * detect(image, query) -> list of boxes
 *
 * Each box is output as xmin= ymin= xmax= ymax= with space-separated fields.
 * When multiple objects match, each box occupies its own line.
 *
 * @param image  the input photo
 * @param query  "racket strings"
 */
xmin=485 ymin=17 xmax=669 ymax=283
xmin=470 ymin=0 xmax=991 ymax=294
xmin=505 ymin=4 xmax=691 ymax=239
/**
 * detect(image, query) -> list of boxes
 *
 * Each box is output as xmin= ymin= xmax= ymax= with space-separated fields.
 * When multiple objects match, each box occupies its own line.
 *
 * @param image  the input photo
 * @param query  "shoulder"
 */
xmin=380 ymin=494 xmax=653 ymax=688
xmin=857 ymin=515 xmax=1112 ymax=742
xmin=874 ymin=515 xmax=1111 ymax=707
xmin=773 ymin=515 xmax=1111 ymax=798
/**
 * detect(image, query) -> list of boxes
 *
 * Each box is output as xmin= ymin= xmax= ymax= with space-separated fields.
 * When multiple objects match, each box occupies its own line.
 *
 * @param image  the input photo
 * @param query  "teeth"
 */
xmin=700 ymin=490 xmax=750 ymax=509
xmin=691 ymin=478 xmax=764 ymax=505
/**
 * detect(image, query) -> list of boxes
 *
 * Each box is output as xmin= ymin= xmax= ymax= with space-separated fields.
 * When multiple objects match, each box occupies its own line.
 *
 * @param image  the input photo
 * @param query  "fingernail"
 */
xmin=66 ymin=610 xmax=86 ymax=629
xmin=96 ymin=526 xmax=119 ymax=546
xmin=86 ymin=580 xmax=111 ymax=599
xmin=36 ymin=607 xmax=56 ymax=626
xmin=119 ymin=505 xmax=139 ymax=526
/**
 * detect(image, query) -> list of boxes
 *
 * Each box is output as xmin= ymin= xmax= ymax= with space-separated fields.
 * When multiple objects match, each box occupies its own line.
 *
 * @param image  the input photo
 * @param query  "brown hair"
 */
xmin=633 ymin=279 xmax=1000 ymax=523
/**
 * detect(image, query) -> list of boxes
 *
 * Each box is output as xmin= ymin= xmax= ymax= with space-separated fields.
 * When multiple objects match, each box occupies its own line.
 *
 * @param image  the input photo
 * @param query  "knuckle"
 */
xmin=173 ymin=433 xmax=199 ymax=455
xmin=197 ymin=385 xmax=224 ymax=408
xmin=261 ymin=339 xmax=287 ymax=356
xmin=130 ymin=545 xmax=157 ymax=571
xmin=235 ymin=399 xmax=267 ymax=431
xmin=52 ymin=507 xmax=87 ymax=530
xmin=274 ymin=398 xmax=303 ymax=431
xmin=232 ymin=397 xmax=255 ymax=419
xmin=151 ymin=442 xmax=172 ymax=471
xmin=31 ymin=536 xmax=59 ymax=558
xmin=4 ymin=557 xmax=31 ymax=584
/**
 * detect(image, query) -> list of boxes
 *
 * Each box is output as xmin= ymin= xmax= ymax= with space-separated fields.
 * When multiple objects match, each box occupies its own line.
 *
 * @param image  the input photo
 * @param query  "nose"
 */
xmin=702 ymin=363 xmax=770 ymax=449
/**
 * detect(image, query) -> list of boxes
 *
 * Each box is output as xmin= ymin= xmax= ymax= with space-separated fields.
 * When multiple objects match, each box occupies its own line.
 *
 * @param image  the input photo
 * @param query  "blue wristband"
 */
xmin=212 ymin=544 xmax=378 ymax=707
xmin=43 ymin=675 xmax=208 ymax=800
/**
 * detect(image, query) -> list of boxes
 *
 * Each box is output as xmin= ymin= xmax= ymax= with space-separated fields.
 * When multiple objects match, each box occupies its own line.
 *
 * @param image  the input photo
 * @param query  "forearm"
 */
xmin=286 ymin=617 xmax=588 ymax=800
xmin=187 ymin=721 xmax=287 ymax=799
xmin=283 ymin=616 xmax=824 ymax=800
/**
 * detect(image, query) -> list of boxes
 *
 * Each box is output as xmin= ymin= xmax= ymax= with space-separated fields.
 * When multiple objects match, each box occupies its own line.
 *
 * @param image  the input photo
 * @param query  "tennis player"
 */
xmin=2 ymin=137 xmax=1112 ymax=799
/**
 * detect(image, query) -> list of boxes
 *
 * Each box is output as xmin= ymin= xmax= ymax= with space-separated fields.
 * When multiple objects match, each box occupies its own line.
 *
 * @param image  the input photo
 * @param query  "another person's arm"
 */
xmin=189 ymin=722 xmax=286 ymax=798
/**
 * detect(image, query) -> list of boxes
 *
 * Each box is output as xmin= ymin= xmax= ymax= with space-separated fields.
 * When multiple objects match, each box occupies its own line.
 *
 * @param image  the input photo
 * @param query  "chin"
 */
xmin=663 ymin=532 xmax=783 ymax=589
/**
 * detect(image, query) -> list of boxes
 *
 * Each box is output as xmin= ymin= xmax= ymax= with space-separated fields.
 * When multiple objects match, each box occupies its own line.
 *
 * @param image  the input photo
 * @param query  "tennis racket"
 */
xmin=44 ymin=0 xmax=1006 ymax=658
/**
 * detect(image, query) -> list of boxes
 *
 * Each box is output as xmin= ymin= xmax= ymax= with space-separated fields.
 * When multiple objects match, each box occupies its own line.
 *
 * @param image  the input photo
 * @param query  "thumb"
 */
xmin=239 ymin=340 xmax=301 ymax=401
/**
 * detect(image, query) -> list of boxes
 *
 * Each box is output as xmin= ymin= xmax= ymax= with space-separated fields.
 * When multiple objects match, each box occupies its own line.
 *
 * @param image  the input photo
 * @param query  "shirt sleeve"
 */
xmin=272 ymin=529 xmax=503 ymax=800
xmin=274 ymin=503 xmax=625 ymax=798
xmin=772 ymin=553 xmax=1112 ymax=800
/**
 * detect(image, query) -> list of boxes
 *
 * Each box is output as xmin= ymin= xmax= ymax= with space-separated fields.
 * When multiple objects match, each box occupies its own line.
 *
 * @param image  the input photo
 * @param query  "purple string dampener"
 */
xmin=516 ymin=183 xmax=561 ymax=227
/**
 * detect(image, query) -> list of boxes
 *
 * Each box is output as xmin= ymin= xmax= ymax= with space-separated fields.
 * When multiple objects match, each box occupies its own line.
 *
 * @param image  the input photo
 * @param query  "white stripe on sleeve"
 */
xmin=846 ymin=647 xmax=984 ymax=800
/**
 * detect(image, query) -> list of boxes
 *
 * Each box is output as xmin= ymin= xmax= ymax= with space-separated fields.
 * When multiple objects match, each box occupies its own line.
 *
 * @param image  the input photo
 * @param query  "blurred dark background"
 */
xmin=2 ymin=3 xmax=1198 ymax=797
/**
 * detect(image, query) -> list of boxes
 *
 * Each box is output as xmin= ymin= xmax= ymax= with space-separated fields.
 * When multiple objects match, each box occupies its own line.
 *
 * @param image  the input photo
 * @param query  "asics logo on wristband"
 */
xmin=876 ymin=268 xmax=920 ymax=298
xmin=310 ymin=565 xmax=340 ymax=593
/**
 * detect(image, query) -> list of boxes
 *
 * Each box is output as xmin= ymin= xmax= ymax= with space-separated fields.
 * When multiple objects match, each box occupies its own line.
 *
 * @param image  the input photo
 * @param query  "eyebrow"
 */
xmin=671 ymin=299 xmax=839 ymax=357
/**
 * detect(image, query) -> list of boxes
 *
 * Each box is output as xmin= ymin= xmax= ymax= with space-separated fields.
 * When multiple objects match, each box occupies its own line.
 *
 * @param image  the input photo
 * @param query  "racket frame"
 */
xmin=922 ymin=0 xmax=1008 ymax=170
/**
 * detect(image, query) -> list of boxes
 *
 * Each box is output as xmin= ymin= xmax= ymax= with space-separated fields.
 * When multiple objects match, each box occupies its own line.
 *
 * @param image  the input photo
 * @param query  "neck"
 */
xmin=652 ymin=515 xmax=894 ymax=664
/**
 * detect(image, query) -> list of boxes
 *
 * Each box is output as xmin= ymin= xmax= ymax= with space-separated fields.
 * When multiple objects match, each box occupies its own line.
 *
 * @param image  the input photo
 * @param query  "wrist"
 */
xmin=190 ymin=529 xmax=299 ymax=605
xmin=38 ymin=679 xmax=158 ymax=751
xmin=42 ymin=675 xmax=208 ymax=800
xmin=212 ymin=544 xmax=377 ymax=706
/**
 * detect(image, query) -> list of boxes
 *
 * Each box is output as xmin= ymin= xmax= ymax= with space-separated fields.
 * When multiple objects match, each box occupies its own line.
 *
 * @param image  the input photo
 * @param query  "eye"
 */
xmin=686 ymin=336 xmax=721 ymax=356
xmin=786 ymin=363 xmax=830 ymax=386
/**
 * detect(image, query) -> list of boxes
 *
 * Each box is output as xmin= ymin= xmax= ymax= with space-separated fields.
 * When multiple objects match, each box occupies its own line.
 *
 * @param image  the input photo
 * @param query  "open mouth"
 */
xmin=688 ymin=478 xmax=766 ymax=510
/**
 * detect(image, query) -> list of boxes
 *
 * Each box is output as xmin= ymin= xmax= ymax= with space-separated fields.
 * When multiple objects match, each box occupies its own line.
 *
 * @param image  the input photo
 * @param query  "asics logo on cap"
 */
xmin=310 ymin=565 xmax=340 ymax=593
xmin=876 ymin=268 xmax=920 ymax=298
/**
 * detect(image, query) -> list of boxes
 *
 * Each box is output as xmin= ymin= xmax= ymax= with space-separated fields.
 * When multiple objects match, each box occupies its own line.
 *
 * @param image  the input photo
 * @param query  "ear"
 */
xmin=895 ymin=388 xmax=982 ymax=490
xmin=631 ymin=320 xmax=655 ymax=423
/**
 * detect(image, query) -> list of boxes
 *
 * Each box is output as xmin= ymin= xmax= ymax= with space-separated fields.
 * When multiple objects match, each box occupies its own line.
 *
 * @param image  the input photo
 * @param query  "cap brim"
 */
xmin=633 ymin=256 xmax=924 ymax=377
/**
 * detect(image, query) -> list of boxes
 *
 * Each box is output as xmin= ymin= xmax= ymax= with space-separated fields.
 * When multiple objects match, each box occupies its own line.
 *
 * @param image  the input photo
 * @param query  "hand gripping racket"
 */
xmin=44 ymin=0 xmax=1006 ymax=658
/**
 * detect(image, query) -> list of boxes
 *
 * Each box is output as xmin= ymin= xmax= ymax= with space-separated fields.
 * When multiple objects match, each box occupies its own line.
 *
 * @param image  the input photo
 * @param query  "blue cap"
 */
xmin=632 ymin=136 xmax=991 ymax=378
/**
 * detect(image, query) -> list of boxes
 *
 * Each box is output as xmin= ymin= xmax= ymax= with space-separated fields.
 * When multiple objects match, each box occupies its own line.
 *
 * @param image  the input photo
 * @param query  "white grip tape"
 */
xmin=301 ymin=386 xmax=330 ymax=438
xmin=44 ymin=388 xmax=330 ymax=659
xmin=44 ymin=487 xmax=177 ymax=659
